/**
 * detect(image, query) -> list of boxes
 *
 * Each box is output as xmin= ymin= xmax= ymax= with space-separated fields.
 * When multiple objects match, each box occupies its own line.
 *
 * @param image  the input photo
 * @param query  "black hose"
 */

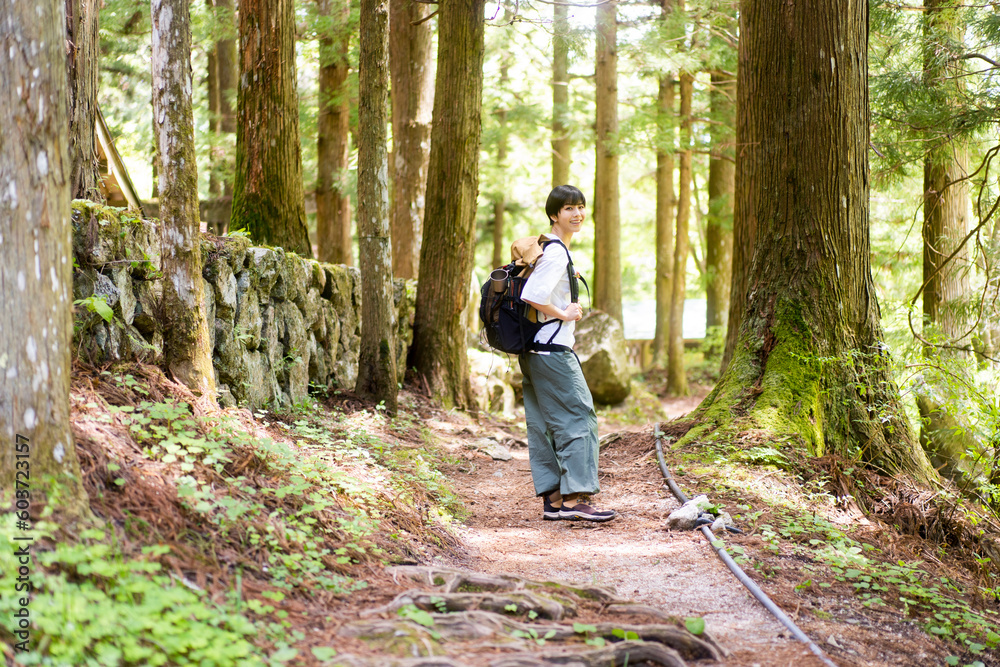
xmin=654 ymin=430 xmax=840 ymax=667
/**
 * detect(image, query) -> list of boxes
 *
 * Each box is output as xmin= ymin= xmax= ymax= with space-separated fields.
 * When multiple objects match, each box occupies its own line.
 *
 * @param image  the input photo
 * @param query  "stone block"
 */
xmin=132 ymin=279 xmax=162 ymax=338
xmin=575 ymin=310 xmax=632 ymax=405
xmin=248 ymin=247 xmax=281 ymax=298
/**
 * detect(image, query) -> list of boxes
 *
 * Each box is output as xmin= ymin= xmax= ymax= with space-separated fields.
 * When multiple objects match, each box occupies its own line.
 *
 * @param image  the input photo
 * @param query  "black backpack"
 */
xmin=478 ymin=236 xmax=582 ymax=355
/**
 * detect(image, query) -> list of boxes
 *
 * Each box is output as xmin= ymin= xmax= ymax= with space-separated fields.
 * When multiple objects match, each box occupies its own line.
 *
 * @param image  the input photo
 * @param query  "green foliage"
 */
xmin=684 ymin=616 xmax=705 ymax=636
xmin=0 ymin=519 xmax=266 ymax=666
xmin=105 ymin=396 xmax=374 ymax=591
xmin=74 ymin=295 xmax=114 ymax=324
xmin=745 ymin=508 xmax=1000 ymax=654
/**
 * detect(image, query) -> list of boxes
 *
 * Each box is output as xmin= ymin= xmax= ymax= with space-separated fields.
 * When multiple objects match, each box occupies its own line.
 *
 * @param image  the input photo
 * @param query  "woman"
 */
xmin=519 ymin=185 xmax=616 ymax=522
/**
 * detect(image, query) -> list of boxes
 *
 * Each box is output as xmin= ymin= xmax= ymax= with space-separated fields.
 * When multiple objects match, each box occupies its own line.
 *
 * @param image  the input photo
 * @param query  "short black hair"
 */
xmin=545 ymin=185 xmax=586 ymax=224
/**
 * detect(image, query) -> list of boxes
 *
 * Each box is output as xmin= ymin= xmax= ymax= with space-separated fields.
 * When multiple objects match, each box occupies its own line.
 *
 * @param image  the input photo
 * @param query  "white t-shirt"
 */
xmin=520 ymin=233 xmax=575 ymax=349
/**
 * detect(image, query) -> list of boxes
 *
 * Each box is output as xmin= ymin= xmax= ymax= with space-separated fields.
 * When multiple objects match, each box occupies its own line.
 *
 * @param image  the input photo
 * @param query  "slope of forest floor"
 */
xmin=3 ymin=362 xmax=1000 ymax=666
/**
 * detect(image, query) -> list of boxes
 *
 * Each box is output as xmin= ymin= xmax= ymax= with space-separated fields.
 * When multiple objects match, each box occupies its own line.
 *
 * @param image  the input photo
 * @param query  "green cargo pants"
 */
xmin=519 ymin=349 xmax=600 ymax=497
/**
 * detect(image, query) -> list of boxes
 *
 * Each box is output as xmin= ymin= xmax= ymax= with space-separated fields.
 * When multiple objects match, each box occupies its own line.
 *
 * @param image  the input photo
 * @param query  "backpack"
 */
xmin=478 ymin=235 xmax=582 ymax=355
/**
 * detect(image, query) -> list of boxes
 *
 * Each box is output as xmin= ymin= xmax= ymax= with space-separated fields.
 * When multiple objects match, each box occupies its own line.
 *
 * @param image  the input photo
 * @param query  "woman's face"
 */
xmin=550 ymin=202 xmax=586 ymax=238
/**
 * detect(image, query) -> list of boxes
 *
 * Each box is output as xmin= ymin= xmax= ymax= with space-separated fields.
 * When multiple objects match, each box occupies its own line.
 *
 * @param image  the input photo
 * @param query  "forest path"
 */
xmin=423 ymin=395 xmax=831 ymax=666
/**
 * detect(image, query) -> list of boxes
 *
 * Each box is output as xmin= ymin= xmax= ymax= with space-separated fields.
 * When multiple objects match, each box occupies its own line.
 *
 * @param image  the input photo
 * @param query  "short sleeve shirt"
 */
xmin=520 ymin=233 xmax=575 ymax=348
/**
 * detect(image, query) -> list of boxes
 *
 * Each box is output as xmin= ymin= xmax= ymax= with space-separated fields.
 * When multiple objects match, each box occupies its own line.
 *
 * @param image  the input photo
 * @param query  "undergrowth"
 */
xmin=1 ymin=365 xmax=461 ymax=666
xmin=674 ymin=431 xmax=1000 ymax=663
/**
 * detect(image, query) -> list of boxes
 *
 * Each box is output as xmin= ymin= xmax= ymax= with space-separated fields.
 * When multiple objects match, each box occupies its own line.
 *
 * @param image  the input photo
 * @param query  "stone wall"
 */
xmin=71 ymin=201 xmax=413 ymax=408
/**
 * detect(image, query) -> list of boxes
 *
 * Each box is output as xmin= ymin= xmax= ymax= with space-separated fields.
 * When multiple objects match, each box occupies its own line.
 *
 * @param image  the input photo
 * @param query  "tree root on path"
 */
xmin=386 ymin=565 xmax=619 ymax=602
xmin=491 ymin=640 xmax=687 ymax=666
xmin=331 ymin=640 xmax=688 ymax=666
xmin=341 ymin=609 xmax=724 ymax=662
xmin=360 ymin=588 xmax=570 ymax=620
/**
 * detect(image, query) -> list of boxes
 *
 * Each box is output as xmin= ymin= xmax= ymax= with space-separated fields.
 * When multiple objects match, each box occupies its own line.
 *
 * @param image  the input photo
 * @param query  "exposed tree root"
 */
xmin=361 ymin=589 xmax=570 ymax=620
xmin=493 ymin=640 xmax=687 ymax=666
xmin=341 ymin=608 xmax=724 ymax=663
xmin=387 ymin=565 xmax=619 ymax=602
xmin=332 ymin=640 xmax=689 ymax=666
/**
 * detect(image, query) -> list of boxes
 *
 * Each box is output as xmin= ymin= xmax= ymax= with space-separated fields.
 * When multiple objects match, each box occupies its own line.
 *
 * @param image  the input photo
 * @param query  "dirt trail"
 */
xmin=423 ymin=398 xmax=833 ymax=666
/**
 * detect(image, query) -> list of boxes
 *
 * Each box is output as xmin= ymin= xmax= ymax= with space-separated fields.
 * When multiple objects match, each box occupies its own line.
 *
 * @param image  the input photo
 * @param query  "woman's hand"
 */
xmin=562 ymin=303 xmax=583 ymax=322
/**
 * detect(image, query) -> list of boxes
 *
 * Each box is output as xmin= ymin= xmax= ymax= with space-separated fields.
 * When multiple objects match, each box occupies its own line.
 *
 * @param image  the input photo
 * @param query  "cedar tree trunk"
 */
xmin=706 ymin=71 xmax=735 ymax=334
xmin=316 ymin=0 xmax=353 ymax=265
xmin=921 ymin=0 xmax=970 ymax=347
xmin=918 ymin=0 xmax=973 ymax=480
xmin=207 ymin=0 xmax=237 ymax=212
xmin=1 ymin=0 xmax=89 ymax=517
xmin=593 ymin=1 xmax=622 ymax=324
xmin=66 ymin=0 xmax=102 ymax=201
xmin=551 ymin=2 xmax=571 ymax=188
xmin=152 ymin=0 xmax=217 ymax=397
xmin=232 ymin=0 xmax=311 ymax=256
xmin=389 ymin=0 xmax=435 ymax=279
xmin=692 ymin=0 xmax=936 ymax=482
xmin=667 ymin=70 xmax=693 ymax=396
xmin=355 ymin=0 xmax=397 ymax=412
xmin=492 ymin=61 xmax=509 ymax=271
xmin=410 ymin=0 xmax=485 ymax=409
xmin=652 ymin=0 xmax=676 ymax=369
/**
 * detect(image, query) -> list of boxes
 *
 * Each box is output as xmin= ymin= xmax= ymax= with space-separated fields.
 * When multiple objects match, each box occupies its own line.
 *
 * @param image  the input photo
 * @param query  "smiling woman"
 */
xmin=518 ymin=185 xmax=616 ymax=524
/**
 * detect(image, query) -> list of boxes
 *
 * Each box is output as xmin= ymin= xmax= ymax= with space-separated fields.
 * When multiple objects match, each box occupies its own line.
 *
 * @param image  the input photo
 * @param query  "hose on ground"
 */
xmin=654 ymin=429 xmax=840 ymax=667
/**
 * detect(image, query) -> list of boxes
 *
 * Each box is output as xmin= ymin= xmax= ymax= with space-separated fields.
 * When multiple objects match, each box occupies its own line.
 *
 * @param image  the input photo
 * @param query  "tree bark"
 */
xmin=1 ymin=0 xmax=89 ymax=517
xmin=551 ymin=2 xmax=571 ymax=188
xmin=207 ymin=0 xmax=237 ymax=214
xmin=232 ymin=0 xmax=311 ymax=256
xmin=66 ymin=0 xmax=102 ymax=201
xmin=410 ymin=0 xmax=485 ymax=409
xmin=316 ymin=0 xmax=353 ymax=265
xmin=667 ymin=70 xmax=693 ymax=396
xmin=721 ymin=5 xmax=757 ymax=374
xmin=355 ymin=0 xmax=398 ymax=413
xmin=652 ymin=0 xmax=676 ymax=369
xmin=152 ymin=0 xmax=217 ymax=397
xmin=694 ymin=0 xmax=935 ymax=483
xmin=921 ymin=0 xmax=970 ymax=347
xmin=918 ymin=0 xmax=973 ymax=481
xmin=492 ymin=62 xmax=509 ymax=271
xmin=593 ymin=1 xmax=622 ymax=325
xmin=705 ymin=71 xmax=735 ymax=336
xmin=389 ymin=0 xmax=435 ymax=279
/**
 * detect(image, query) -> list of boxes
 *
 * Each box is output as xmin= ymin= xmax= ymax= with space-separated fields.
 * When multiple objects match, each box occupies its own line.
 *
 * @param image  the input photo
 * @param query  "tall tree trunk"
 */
xmin=652 ymin=0 xmax=676 ymax=369
xmin=410 ymin=0 xmax=485 ymax=409
xmin=921 ymin=0 xmax=970 ymax=347
xmin=667 ymin=69 xmax=693 ymax=396
xmin=918 ymin=0 xmax=973 ymax=481
xmin=355 ymin=0 xmax=398 ymax=412
xmin=316 ymin=0 xmax=353 ymax=265
xmin=152 ymin=0 xmax=216 ymax=397
xmin=722 ymin=6 xmax=757 ymax=374
xmin=389 ymin=0 xmax=435 ymax=279
xmin=693 ymin=0 xmax=935 ymax=483
xmin=593 ymin=1 xmax=622 ymax=324
xmin=551 ymin=2 xmax=571 ymax=188
xmin=1 ymin=0 xmax=89 ymax=517
xmin=66 ymin=0 xmax=102 ymax=201
xmin=207 ymin=0 xmax=237 ymax=215
xmin=232 ymin=0 xmax=311 ymax=256
xmin=705 ymin=71 xmax=735 ymax=338
xmin=492 ymin=62 xmax=509 ymax=271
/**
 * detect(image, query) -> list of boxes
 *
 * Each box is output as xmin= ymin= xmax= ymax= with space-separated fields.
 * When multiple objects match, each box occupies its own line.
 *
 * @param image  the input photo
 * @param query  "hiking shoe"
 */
xmin=543 ymin=496 xmax=563 ymax=521
xmin=559 ymin=503 xmax=617 ymax=522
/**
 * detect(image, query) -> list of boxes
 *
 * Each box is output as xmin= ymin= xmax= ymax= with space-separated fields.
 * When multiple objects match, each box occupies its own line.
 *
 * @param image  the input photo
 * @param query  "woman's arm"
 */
xmin=523 ymin=299 xmax=582 ymax=322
